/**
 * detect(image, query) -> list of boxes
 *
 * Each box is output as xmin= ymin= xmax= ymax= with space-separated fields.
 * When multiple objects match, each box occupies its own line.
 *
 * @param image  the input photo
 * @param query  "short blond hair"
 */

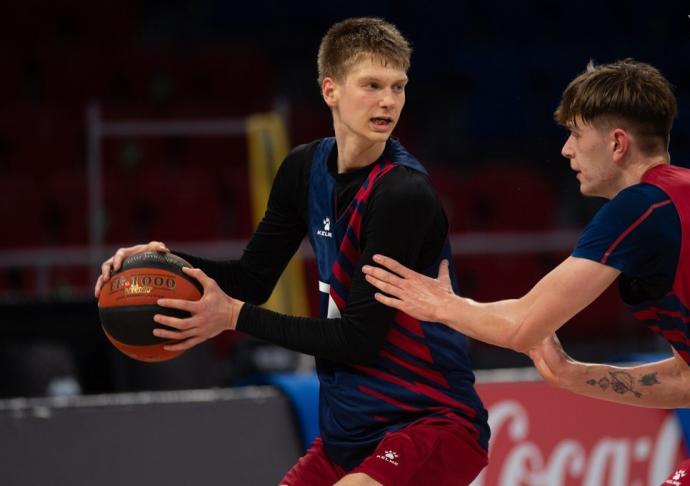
xmin=555 ymin=59 xmax=677 ymax=154
xmin=317 ymin=17 xmax=411 ymax=85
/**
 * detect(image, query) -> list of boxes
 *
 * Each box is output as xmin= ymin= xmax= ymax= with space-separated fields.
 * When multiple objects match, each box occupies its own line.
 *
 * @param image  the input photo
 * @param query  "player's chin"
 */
xmin=579 ymin=187 xmax=603 ymax=199
xmin=578 ymin=181 xmax=594 ymax=197
xmin=366 ymin=123 xmax=397 ymax=141
xmin=367 ymin=132 xmax=391 ymax=143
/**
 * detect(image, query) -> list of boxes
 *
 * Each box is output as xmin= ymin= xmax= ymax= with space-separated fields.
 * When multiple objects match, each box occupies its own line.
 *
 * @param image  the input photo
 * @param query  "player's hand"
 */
xmin=152 ymin=267 xmax=244 ymax=352
xmin=362 ymin=254 xmax=455 ymax=323
xmin=528 ymin=333 xmax=577 ymax=387
xmin=94 ymin=241 xmax=170 ymax=298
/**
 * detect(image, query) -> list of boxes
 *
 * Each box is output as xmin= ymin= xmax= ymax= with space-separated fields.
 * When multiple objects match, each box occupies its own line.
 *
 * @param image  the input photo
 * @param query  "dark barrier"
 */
xmin=0 ymin=387 xmax=303 ymax=486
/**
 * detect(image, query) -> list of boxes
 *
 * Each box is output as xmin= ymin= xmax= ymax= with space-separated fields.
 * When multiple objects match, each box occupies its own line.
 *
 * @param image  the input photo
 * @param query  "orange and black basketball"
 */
xmin=98 ymin=252 xmax=202 ymax=362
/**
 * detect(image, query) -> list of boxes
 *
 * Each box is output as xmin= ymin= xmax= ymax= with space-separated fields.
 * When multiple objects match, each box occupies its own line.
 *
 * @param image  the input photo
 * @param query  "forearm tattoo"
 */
xmin=585 ymin=371 xmax=660 ymax=399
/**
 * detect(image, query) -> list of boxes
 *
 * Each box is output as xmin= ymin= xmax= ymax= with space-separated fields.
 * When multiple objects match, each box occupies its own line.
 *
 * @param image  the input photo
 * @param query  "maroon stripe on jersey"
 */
xmin=379 ymin=349 xmax=450 ymax=388
xmin=634 ymin=307 xmax=690 ymax=324
xmin=354 ymin=365 xmax=478 ymax=420
xmin=354 ymin=163 xmax=391 ymax=205
xmin=339 ymin=232 xmax=360 ymax=265
xmin=646 ymin=325 xmax=688 ymax=344
xmin=332 ymin=259 xmax=352 ymax=289
xmin=387 ymin=328 xmax=433 ymax=363
xmin=431 ymin=408 xmax=483 ymax=442
xmin=359 ymin=384 xmax=421 ymax=412
xmin=348 ymin=163 xmax=397 ymax=240
xmin=348 ymin=192 xmax=372 ymax=240
xmin=412 ymin=381 xmax=479 ymax=420
xmin=601 ymin=199 xmax=672 ymax=265
xmin=349 ymin=210 xmax=363 ymax=241
xmin=394 ymin=312 xmax=424 ymax=337
xmin=330 ymin=288 xmax=346 ymax=312
xmin=329 ymin=163 xmax=397 ymax=315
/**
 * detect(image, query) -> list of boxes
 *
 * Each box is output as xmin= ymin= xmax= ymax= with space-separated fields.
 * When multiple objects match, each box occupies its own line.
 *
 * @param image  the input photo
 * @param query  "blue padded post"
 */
xmin=261 ymin=372 xmax=320 ymax=450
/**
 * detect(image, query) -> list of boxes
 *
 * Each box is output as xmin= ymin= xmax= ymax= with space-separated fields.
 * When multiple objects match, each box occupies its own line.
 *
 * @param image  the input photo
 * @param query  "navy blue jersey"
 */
xmin=572 ymin=164 xmax=690 ymax=362
xmin=572 ymin=183 xmax=680 ymax=291
xmin=308 ymin=137 xmax=489 ymax=469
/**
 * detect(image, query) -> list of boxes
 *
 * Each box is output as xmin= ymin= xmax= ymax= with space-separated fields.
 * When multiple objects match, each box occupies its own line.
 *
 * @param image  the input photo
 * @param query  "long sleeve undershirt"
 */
xmin=176 ymin=140 xmax=447 ymax=365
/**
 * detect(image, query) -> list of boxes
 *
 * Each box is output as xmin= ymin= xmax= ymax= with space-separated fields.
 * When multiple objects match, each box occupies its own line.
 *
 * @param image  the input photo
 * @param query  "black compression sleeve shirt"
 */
xmin=176 ymin=141 xmax=447 ymax=365
xmin=176 ymin=145 xmax=310 ymax=305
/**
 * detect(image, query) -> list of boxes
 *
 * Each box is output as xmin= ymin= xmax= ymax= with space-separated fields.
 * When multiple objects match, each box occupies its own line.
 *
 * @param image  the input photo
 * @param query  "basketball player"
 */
xmin=361 ymin=59 xmax=690 ymax=483
xmin=95 ymin=18 xmax=489 ymax=486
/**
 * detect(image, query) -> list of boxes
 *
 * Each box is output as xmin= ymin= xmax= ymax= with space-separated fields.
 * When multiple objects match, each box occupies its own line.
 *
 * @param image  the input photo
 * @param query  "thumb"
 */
xmin=530 ymin=350 xmax=555 ymax=383
xmin=438 ymin=259 xmax=452 ymax=291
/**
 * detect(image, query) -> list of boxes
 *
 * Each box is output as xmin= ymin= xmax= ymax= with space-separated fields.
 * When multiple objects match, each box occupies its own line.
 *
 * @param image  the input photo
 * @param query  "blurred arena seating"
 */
xmin=0 ymin=4 xmax=689 ymax=484
xmin=1 ymin=0 xmax=685 ymax=398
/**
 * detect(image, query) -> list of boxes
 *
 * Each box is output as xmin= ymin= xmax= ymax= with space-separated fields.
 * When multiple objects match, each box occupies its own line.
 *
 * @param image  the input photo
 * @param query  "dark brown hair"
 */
xmin=555 ymin=59 xmax=677 ymax=154
xmin=317 ymin=17 xmax=411 ymax=85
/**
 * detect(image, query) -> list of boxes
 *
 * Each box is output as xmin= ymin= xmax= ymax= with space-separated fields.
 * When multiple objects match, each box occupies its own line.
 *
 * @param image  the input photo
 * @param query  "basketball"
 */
xmin=98 ymin=252 xmax=203 ymax=362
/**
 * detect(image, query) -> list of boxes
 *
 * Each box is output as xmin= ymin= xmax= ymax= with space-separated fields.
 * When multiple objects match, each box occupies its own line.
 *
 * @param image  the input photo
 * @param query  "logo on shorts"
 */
xmin=376 ymin=450 xmax=399 ymax=466
xmin=317 ymin=217 xmax=332 ymax=238
xmin=666 ymin=469 xmax=687 ymax=485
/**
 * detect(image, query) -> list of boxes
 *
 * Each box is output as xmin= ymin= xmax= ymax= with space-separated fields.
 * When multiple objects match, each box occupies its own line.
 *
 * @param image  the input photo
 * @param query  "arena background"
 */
xmin=1 ymin=1 xmax=690 ymax=484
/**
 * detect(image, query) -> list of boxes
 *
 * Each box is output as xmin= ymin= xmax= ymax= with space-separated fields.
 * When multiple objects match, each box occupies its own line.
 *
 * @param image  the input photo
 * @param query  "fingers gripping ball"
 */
xmin=98 ymin=252 xmax=202 ymax=362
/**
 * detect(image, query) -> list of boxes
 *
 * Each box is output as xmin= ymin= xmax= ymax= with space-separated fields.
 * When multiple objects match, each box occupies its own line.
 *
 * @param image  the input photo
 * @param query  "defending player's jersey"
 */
xmin=572 ymin=164 xmax=690 ymax=363
xmin=636 ymin=165 xmax=690 ymax=362
xmin=307 ymin=137 xmax=489 ymax=469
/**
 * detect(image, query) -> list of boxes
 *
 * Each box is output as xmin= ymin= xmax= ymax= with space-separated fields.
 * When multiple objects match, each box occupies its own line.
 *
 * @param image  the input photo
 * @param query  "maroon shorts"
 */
xmin=279 ymin=416 xmax=487 ymax=486
xmin=663 ymin=459 xmax=690 ymax=485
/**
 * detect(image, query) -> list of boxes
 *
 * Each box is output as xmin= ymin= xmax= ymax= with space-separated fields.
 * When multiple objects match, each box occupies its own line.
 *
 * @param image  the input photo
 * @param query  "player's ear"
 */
xmin=611 ymin=128 xmax=630 ymax=162
xmin=322 ymin=77 xmax=338 ymax=107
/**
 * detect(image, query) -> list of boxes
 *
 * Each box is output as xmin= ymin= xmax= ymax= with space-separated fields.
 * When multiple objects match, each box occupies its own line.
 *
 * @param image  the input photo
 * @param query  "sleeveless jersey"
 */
xmin=307 ymin=137 xmax=489 ymax=470
xmin=633 ymin=164 xmax=690 ymax=363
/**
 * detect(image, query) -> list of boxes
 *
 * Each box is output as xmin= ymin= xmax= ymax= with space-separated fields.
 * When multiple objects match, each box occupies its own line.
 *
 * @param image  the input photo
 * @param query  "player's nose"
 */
xmin=561 ymin=136 xmax=574 ymax=159
xmin=379 ymin=88 xmax=396 ymax=108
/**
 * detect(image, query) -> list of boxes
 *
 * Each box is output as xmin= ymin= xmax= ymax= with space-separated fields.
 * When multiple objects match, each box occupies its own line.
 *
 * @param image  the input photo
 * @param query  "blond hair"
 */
xmin=317 ymin=17 xmax=411 ymax=85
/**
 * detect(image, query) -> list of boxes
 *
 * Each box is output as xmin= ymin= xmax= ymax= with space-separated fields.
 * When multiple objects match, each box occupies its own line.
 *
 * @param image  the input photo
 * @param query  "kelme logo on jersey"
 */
xmin=317 ymin=217 xmax=333 ymax=238
xmin=376 ymin=450 xmax=399 ymax=466
xmin=666 ymin=469 xmax=687 ymax=485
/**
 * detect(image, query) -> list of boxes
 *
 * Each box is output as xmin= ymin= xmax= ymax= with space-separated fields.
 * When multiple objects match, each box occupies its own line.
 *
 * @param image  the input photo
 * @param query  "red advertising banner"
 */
xmin=473 ymin=382 xmax=685 ymax=486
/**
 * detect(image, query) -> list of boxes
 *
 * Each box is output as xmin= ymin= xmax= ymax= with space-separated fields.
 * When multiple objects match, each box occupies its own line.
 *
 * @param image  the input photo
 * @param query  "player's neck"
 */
xmin=333 ymin=132 xmax=386 ymax=174
xmin=626 ymin=153 xmax=670 ymax=185
xmin=613 ymin=152 xmax=670 ymax=196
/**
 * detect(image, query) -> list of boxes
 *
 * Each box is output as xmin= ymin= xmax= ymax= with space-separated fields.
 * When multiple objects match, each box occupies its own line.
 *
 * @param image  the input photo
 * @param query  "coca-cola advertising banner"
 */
xmin=472 ymin=382 xmax=685 ymax=486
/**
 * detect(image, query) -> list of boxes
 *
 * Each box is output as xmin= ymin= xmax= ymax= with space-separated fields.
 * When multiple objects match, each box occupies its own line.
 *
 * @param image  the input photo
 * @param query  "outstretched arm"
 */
xmin=530 ymin=334 xmax=690 ymax=409
xmin=362 ymin=254 xmax=620 ymax=352
xmin=153 ymin=167 xmax=444 ymax=363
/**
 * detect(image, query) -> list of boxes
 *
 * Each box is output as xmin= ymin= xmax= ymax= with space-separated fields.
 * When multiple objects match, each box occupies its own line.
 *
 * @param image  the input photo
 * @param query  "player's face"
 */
xmin=561 ymin=118 xmax=621 ymax=199
xmin=326 ymin=56 xmax=407 ymax=144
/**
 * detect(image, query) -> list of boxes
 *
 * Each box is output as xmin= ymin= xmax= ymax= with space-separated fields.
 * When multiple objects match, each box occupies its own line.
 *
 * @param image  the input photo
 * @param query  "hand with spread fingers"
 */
xmin=153 ymin=266 xmax=244 ymax=352
xmin=94 ymin=241 xmax=170 ymax=298
xmin=362 ymin=254 xmax=455 ymax=323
